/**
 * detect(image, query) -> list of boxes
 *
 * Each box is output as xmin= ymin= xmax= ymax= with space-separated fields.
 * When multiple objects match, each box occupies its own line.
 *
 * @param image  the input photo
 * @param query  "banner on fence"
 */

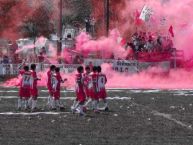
xmin=84 ymin=59 xmax=115 ymax=66
xmin=0 ymin=59 xmax=171 ymax=76
xmin=138 ymin=61 xmax=171 ymax=73
xmin=112 ymin=60 xmax=138 ymax=74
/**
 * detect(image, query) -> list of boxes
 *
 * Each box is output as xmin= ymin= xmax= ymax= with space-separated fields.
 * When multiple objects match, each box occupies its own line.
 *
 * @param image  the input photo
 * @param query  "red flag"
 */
xmin=135 ymin=10 xmax=142 ymax=26
xmin=169 ymin=25 xmax=174 ymax=37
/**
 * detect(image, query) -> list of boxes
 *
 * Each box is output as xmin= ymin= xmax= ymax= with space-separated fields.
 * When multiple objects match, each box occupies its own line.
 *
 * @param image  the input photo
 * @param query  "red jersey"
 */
xmin=30 ymin=70 xmax=38 ymax=97
xmin=97 ymin=73 xmax=107 ymax=99
xmin=47 ymin=70 xmax=55 ymax=89
xmin=30 ymin=70 xmax=37 ymax=89
xmin=52 ymin=72 xmax=62 ymax=99
xmin=89 ymin=72 xmax=98 ymax=100
xmin=19 ymin=70 xmax=31 ymax=98
xmin=20 ymin=70 xmax=31 ymax=88
xmin=52 ymin=72 xmax=62 ymax=91
xmin=47 ymin=70 xmax=55 ymax=95
xmin=75 ymin=73 xmax=86 ymax=102
xmin=83 ymin=73 xmax=92 ymax=98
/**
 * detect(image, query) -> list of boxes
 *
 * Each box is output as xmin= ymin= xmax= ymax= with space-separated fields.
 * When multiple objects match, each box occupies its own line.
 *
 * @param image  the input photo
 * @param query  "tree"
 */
xmin=0 ymin=0 xmax=31 ymax=40
xmin=19 ymin=5 xmax=54 ymax=55
xmin=20 ymin=5 xmax=54 ymax=38
xmin=62 ymin=0 xmax=92 ymax=26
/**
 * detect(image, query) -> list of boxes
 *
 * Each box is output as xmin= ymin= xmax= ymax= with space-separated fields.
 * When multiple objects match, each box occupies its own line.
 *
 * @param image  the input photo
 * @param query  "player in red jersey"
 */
xmin=51 ymin=67 xmax=67 ymax=110
xmin=18 ymin=65 xmax=31 ymax=110
xmin=89 ymin=66 xmax=99 ymax=112
xmin=47 ymin=65 xmax=56 ymax=108
xmin=83 ymin=66 xmax=92 ymax=108
xmin=28 ymin=64 xmax=41 ymax=111
xmin=71 ymin=66 xmax=86 ymax=115
xmin=97 ymin=66 xmax=108 ymax=111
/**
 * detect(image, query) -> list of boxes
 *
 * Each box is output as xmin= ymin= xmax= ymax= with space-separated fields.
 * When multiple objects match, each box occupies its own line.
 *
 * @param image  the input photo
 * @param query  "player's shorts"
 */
xmin=19 ymin=87 xmax=31 ymax=98
xmin=84 ymin=87 xmax=91 ymax=98
xmin=98 ymin=89 xmax=107 ymax=99
xmin=47 ymin=85 xmax=53 ymax=96
xmin=53 ymin=89 xmax=60 ymax=100
xmin=30 ymin=88 xmax=38 ymax=97
xmin=89 ymin=89 xmax=98 ymax=100
xmin=76 ymin=90 xmax=86 ymax=103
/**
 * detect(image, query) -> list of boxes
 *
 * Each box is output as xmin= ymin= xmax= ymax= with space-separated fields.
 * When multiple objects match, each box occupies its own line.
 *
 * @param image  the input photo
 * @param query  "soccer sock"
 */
xmin=79 ymin=105 xmax=85 ymax=115
xmin=72 ymin=100 xmax=77 ymax=108
xmin=24 ymin=100 xmax=28 ymax=109
xmin=18 ymin=98 xmax=22 ymax=109
xmin=84 ymin=98 xmax=92 ymax=107
xmin=92 ymin=100 xmax=98 ymax=110
xmin=103 ymin=99 xmax=108 ymax=108
xmin=47 ymin=95 xmax=52 ymax=105
xmin=74 ymin=101 xmax=80 ymax=110
xmin=51 ymin=99 xmax=56 ymax=109
xmin=55 ymin=100 xmax=60 ymax=108
xmin=28 ymin=97 xmax=32 ymax=108
xmin=91 ymin=100 xmax=95 ymax=110
xmin=32 ymin=100 xmax=37 ymax=110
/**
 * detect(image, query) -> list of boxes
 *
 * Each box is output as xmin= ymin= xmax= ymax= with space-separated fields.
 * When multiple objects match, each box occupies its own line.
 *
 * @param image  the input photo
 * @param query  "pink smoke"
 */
xmin=117 ymin=0 xmax=193 ymax=59
xmin=3 ymin=63 xmax=193 ymax=90
xmin=3 ymin=0 xmax=193 ymax=90
xmin=75 ymin=30 xmax=129 ymax=59
xmin=3 ymin=69 xmax=76 ymax=89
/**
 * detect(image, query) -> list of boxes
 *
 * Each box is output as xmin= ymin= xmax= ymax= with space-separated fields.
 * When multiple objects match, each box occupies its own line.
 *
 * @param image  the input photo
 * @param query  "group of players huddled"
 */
xmin=18 ymin=62 xmax=108 ymax=116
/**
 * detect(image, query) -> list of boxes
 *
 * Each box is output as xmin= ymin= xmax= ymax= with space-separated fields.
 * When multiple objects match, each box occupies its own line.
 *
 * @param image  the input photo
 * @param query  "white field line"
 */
xmin=152 ymin=111 xmax=192 ymax=130
xmin=41 ymin=90 xmax=74 ymax=93
xmin=0 ymin=112 xmax=71 ymax=116
xmin=130 ymin=101 xmax=193 ymax=130
xmin=0 ymin=89 xmax=160 ymax=93
xmin=0 ymin=96 xmax=132 ymax=100
xmin=0 ymin=90 xmax=18 ymax=93
xmin=0 ymin=89 xmax=127 ymax=93
xmin=174 ymin=93 xmax=193 ymax=96
xmin=2 ymin=87 xmax=193 ymax=91
xmin=2 ymin=89 xmax=193 ymax=94
xmin=0 ymin=95 xmax=192 ymax=130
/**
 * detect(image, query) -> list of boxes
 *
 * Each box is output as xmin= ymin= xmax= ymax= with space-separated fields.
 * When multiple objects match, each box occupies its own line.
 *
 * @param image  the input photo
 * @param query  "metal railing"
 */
xmin=0 ymin=63 xmax=81 ymax=76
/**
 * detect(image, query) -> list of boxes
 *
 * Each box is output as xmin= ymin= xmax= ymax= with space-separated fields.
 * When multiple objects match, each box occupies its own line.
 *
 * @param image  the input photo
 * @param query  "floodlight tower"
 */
xmin=104 ymin=0 xmax=110 ymax=37
xmin=57 ymin=0 xmax=63 ymax=57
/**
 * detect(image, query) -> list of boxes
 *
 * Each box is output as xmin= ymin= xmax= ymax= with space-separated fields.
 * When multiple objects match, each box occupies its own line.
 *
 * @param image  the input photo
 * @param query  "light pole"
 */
xmin=104 ymin=0 xmax=110 ymax=37
xmin=57 ymin=0 xmax=63 ymax=57
xmin=101 ymin=0 xmax=110 ymax=59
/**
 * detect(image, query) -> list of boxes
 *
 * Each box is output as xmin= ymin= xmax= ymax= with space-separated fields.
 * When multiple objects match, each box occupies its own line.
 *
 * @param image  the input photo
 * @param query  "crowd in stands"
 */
xmin=128 ymin=31 xmax=173 ymax=53
xmin=126 ymin=31 xmax=174 ymax=61
xmin=0 ymin=55 xmax=11 ymax=64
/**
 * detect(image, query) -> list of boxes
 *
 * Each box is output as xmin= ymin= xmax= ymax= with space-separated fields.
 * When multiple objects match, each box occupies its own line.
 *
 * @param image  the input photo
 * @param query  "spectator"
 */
xmin=38 ymin=52 xmax=45 ymax=63
xmin=144 ymin=39 xmax=154 ymax=52
xmin=38 ymin=52 xmax=45 ymax=71
xmin=2 ymin=55 xmax=9 ymax=64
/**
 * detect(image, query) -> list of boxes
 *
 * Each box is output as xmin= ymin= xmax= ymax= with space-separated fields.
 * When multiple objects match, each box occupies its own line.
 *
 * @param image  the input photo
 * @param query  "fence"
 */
xmin=0 ymin=63 xmax=81 ymax=76
xmin=0 ymin=55 xmax=177 ymax=76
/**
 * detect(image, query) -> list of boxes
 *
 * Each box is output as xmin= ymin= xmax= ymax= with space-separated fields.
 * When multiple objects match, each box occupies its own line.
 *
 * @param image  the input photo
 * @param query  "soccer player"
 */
xmin=71 ymin=66 xmax=86 ymax=115
xmin=89 ymin=66 xmax=99 ymax=112
xmin=28 ymin=64 xmax=41 ymax=111
xmin=97 ymin=66 xmax=108 ymax=111
xmin=83 ymin=66 xmax=92 ymax=108
xmin=51 ymin=67 xmax=67 ymax=110
xmin=47 ymin=65 xmax=56 ymax=108
xmin=18 ymin=65 xmax=31 ymax=110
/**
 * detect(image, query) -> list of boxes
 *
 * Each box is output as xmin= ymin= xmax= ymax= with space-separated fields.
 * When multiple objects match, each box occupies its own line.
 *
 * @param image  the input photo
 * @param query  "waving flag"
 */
xmin=139 ymin=5 xmax=153 ymax=22
xmin=134 ymin=10 xmax=142 ymax=25
xmin=169 ymin=25 xmax=174 ymax=37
